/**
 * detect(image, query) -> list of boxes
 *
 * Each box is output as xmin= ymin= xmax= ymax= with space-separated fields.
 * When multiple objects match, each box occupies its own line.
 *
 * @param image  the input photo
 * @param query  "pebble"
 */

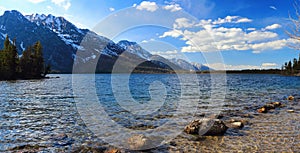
xmin=287 ymin=110 xmax=295 ymax=113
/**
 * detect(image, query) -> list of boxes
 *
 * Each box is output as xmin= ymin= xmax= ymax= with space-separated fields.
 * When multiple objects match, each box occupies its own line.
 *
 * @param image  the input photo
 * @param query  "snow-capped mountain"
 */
xmin=191 ymin=62 xmax=211 ymax=71
xmin=117 ymin=40 xmax=152 ymax=60
xmin=170 ymin=58 xmax=211 ymax=71
xmin=0 ymin=10 xmax=210 ymax=73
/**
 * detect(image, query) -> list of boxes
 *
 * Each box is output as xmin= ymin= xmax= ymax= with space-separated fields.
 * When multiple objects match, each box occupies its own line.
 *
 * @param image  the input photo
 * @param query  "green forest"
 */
xmin=0 ymin=35 xmax=50 ymax=80
xmin=282 ymin=54 xmax=300 ymax=75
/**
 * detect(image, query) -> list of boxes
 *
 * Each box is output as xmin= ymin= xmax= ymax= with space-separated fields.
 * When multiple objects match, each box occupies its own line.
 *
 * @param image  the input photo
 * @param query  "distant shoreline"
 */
xmin=49 ymin=69 xmax=283 ymax=75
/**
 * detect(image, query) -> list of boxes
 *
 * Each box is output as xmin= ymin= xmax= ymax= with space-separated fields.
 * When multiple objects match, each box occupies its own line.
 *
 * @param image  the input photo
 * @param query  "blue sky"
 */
xmin=0 ymin=0 xmax=299 ymax=70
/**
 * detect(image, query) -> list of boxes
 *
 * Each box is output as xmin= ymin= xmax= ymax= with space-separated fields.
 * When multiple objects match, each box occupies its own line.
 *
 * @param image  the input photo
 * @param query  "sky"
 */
xmin=0 ymin=0 xmax=299 ymax=70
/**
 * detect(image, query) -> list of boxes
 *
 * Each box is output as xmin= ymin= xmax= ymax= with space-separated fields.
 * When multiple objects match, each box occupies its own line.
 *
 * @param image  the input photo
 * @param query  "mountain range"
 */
xmin=0 ymin=10 xmax=210 ymax=73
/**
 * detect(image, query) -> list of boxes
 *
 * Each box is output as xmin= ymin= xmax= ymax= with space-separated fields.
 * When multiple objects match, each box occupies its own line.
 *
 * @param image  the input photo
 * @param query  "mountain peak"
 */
xmin=117 ymin=40 xmax=152 ymax=60
xmin=3 ymin=10 xmax=23 ymax=16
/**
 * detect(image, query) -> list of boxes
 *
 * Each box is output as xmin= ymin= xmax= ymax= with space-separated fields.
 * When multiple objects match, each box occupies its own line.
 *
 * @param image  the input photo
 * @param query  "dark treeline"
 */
xmin=282 ymin=54 xmax=300 ymax=75
xmin=0 ymin=35 xmax=50 ymax=80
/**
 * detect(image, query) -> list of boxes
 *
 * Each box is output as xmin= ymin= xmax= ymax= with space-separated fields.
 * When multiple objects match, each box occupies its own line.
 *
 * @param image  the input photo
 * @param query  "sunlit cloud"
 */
xmin=160 ymin=17 xmax=291 ymax=53
xmin=264 ymin=24 xmax=281 ymax=30
xmin=163 ymin=4 xmax=182 ymax=12
xmin=135 ymin=1 xmax=158 ymax=12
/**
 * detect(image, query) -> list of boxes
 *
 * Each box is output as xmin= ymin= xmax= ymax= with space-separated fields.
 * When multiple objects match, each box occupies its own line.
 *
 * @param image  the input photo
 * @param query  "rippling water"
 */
xmin=0 ymin=74 xmax=299 ymax=152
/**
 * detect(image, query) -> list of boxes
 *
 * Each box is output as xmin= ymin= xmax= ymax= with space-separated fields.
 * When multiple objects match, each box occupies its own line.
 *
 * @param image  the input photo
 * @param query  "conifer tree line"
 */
xmin=282 ymin=54 xmax=300 ymax=75
xmin=0 ymin=35 xmax=50 ymax=80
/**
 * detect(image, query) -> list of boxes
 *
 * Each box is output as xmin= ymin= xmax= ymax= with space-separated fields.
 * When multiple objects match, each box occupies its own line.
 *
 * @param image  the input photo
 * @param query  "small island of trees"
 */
xmin=282 ymin=54 xmax=300 ymax=76
xmin=0 ymin=35 xmax=50 ymax=80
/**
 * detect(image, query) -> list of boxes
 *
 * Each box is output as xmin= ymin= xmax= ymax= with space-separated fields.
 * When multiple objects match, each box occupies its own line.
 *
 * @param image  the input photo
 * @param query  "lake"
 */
xmin=0 ymin=74 xmax=299 ymax=152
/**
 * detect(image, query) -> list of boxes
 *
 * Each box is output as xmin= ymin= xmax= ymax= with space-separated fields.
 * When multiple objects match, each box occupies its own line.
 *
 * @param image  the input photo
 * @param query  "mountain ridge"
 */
xmin=0 ymin=10 xmax=210 ymax=73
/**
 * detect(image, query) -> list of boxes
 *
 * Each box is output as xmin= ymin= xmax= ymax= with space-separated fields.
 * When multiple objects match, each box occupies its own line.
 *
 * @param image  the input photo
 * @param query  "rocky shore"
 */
xmin=7 ymin=94 xmax=299 ymax=153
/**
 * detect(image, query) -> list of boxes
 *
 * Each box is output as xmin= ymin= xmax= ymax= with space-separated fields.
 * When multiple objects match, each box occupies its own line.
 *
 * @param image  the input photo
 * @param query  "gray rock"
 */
xmin=184 ymin=118 xmax=228 ymax=136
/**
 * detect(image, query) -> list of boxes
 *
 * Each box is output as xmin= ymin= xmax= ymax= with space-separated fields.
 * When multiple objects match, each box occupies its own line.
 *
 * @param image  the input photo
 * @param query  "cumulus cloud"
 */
xmin=27 ymin=0 xmax=46 ymax=3
xmin=51 ymin=0 xmax=71 ymax=10
xmin=160 ymin=17 xmax=291 ymax=53
xmin=264 ymin=24 xmax=281 ymax=30
xmin=163 ymin=4 xmax=182 ymax=12
xmin=212 ymin=16 xmax=252 ymax=24
xmin=136 ymin=1 xmax=158 ymax=12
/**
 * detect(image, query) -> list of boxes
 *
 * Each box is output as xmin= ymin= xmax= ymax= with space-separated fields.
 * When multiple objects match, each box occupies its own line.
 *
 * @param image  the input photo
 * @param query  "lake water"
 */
xmin=0 ymin=74 xmax=299 ymax=152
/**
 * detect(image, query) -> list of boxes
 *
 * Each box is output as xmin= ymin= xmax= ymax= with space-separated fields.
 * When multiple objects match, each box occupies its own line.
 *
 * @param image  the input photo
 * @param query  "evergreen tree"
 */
xmin=7 ymin=39 xmax=18 ymax=78
xmin=19 ymin=46 xmax=33 ymax=78
xmin=33 ymin=41 xmax=44 ymax=77
xmin=0 ymin=36 xmax=49 ymax=80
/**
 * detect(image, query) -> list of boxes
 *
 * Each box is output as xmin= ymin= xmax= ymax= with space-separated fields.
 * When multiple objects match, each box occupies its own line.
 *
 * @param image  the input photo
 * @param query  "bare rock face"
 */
xmin=184 ymin=118 xmax=228 ymax=136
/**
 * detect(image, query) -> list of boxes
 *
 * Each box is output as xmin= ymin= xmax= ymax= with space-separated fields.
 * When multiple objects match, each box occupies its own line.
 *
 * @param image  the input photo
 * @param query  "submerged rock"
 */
xmin=105 ymin=148 xmax=121 ymax=153
xmin=288 ymin=96 xmax=294 ymax=101
xmin=258 ymin=102 xmax=283 ymax=113
xmin=271 ymin=102 xmax=282 ymax=107
xmin=230 ymin=122 xmax=244 ymax=129
xmin=257 ymin=107 xmax=267 ymax=113
xmin=225 ymin=119 xmax=246 ymax=129
xmin=127 ymin=134 xmax=149 ymax=150
xmin=184 ymin=118 xmax=228 ymax=136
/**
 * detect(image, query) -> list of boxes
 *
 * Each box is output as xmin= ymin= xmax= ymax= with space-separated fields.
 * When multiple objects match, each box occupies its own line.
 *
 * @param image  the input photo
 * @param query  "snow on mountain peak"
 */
xmin=117 ymin=40 xmax=152 ymax=60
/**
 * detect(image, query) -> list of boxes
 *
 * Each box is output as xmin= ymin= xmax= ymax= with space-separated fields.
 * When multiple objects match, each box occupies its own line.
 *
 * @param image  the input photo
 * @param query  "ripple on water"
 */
xmin=0 ymin=74 xmax=299 ymax=152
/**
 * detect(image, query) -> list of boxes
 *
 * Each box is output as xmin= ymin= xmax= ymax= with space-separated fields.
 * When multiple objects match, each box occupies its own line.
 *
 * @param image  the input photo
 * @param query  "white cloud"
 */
xmin=262 ymin=63 xmax=277 ymax=67
xmin=136 ymin=1 xmax=158 ymax=12
xmin=163 ymin=4 xmax=182 ymax=12
xmin=247 ymin=28 xmax=256 ymax=31
xmin=160 ymin=17 xmax=291 ymax=53
xmin=27 ymin=0 xmax=46 ymax=3
xmin=204 ymin=63 xmax=261 ymax=70
xmin=109 ymin=7 xmax=115 ymax=12
xmin=173 ymin=18 xmax=195 ymax=29
xmin=51 ymin=0 xmax=71 ymax=10
xmin=270 ymin=6 xmax=277 ymax=10
xmin=264 ymin=24 xmax=281 ymax=30
xmin=159 ymin=29 xmax=183 ymax=38
xmin=212 ymin=16 xmax=252 ymax=24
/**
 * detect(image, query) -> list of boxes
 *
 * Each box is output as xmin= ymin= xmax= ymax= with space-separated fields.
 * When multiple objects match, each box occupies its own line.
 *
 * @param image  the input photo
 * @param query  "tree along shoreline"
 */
xmin=0 ymin=36 xmax=50 ymax=81
xmin=281 ymin=54 xmax=300 ymax=76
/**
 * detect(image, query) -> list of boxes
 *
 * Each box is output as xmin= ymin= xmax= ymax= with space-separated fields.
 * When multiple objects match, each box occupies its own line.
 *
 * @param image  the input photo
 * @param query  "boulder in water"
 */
xmin=127 ymin=134 xmax=149 ymax=150
xmin=184 ymin=118 xmax=228 ymax=136
xmin=257 ymin=107 xmax=267 ymax=113
xmin=105 ymin=148 xmax=121 ymax=153
xmin=288 ymin=96 xmax=294 ymax=101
